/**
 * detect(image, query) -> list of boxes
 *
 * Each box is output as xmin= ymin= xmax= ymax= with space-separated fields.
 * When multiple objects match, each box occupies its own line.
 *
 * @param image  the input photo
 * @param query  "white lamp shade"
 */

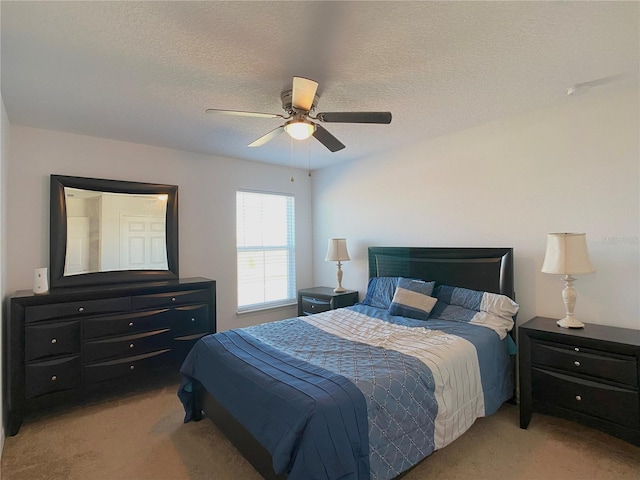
xmin=541 ymin=233 xmax=595 ymax=275
xmin=284 ymin=120 xmax=315 ymax=140
xmin=325 ymin=238 xmax=350 ymax=262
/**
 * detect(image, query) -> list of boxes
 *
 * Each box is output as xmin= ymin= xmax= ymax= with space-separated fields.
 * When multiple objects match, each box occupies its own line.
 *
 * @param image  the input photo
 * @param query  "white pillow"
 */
xmin=388 ymin=279 xmax=437 ymax=320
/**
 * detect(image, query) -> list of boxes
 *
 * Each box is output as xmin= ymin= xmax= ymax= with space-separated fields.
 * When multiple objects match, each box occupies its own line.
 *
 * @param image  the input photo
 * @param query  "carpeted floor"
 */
xmin=2 ymin=383 xmax=638 ymax=480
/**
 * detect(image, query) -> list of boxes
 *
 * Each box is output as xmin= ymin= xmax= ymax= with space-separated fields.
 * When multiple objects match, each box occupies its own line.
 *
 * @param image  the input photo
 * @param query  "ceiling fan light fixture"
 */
xmin=284 ymin=119 xmax=315 ymax=140
xmin=206 ymin=77 xmax=391 ymax=151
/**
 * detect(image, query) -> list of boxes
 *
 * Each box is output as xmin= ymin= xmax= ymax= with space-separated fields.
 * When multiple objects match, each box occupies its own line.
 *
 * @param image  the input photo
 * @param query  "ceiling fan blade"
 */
xmin=248 ymin=126 xmax=285 ymax=147
xmin=313 ymin=124 xmax=345 ymax=152
xmin=291 ymin=76 xmax=319 ymax=111
xmin=316 ymin=112 xmax=392 ymax=124
xmin=206 ymin=108 xmax=284 ymax=119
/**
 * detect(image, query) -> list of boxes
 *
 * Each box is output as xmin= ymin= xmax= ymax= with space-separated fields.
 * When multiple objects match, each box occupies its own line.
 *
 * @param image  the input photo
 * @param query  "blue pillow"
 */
xmin=361 ymin=277 xmax=402 ymax=309
xmin=388 ymin=278 xmax=437 ymax=320
xmin=433 ymin=285 xmax=518 ymax=318
xmin=434 ymin=285 xmax=483 ymax=311
xmin=430 ymin=285 xmax=519 ymax=339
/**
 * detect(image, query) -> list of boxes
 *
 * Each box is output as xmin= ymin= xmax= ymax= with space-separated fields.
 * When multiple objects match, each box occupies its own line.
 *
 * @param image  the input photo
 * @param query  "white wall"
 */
xmin=312 ymin=85 xmax=640 ymax=330
xmin=6 ymin=127 xmax=313 ymax=331
xmin=1 ymin=89 xmax=9 ymax=466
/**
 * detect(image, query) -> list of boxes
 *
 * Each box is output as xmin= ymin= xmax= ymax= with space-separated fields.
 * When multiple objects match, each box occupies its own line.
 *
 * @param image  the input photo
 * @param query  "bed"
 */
xmin=178 ymin=247 xmax=518 ymax=480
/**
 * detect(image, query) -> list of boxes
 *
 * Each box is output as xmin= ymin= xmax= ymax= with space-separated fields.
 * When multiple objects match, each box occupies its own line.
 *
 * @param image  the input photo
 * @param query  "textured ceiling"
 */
xmin=2 ymin=1 xmax=638 ymax=170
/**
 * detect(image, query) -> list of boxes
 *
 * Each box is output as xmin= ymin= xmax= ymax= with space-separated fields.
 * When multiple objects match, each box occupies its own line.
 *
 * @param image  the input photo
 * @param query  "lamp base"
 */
xmin=333 ymin=260 xmax=346 ymax=293
xmin=556 ymin=316 xmax=585 ymax=329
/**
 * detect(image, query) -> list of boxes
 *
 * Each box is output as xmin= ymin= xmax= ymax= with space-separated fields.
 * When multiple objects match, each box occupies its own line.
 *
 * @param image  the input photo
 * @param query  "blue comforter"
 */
xmin=178 ymin=304 xmax=513 ymax=480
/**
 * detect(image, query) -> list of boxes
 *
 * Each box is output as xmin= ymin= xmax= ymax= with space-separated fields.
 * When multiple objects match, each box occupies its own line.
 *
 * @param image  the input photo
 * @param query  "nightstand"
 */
xmin=519 ymin=316 xmax=640 ymax=446
xmin=297 ymin=287 xmax=358 ymax=316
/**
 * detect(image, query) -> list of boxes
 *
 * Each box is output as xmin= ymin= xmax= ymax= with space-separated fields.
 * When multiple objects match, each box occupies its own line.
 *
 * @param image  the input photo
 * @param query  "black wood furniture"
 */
xmin=297 ymin=287 xmax=358 ymax=316
xmin=5 ymin=277 xmax=216 ymax=436
xmin=368 ymin=247 xmax=515 ymax=298
xmin=49 ymin=175 xmax=179 ymax=289
xmin=519 ymin=316 xmax=640 ymax=446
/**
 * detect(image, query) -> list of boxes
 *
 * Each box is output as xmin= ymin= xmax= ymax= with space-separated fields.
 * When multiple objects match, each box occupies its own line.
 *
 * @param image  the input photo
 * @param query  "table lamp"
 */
xmin=541 ymin=233 xmax=595 ymax=328
xmin=325 ymin=238 xmax=350 ymax=293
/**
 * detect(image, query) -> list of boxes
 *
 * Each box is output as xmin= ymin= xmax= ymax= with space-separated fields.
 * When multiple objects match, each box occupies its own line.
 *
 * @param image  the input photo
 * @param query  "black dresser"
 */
xmin=6 ymin=277 xmax=216 ymax=436
xmin=519 ymin=316 xmax=640 ymax=445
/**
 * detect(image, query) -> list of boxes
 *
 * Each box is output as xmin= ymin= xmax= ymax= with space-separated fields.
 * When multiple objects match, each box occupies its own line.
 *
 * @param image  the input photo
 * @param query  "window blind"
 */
xmin=236 ymin=190 xmax=295 ymax=312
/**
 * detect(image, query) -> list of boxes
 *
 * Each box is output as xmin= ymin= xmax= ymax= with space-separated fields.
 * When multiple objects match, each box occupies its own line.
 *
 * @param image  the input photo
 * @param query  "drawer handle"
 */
xmin=129 ymin=365 xmax=135 ymax=371
xmin=50 ymin=338 xmax=57 ymax=344
xmin=191 ymin=317 xmax=196 ymax=323
xmin=78 ymin=307 xmax=84 ymax=313
xmin=129 ymin=343 xmax=134 ymax=349
xmin=171 ymin=297 xmax=176 ymax=302
xmin=574 ymin=361 xmax=581 ymax=367
xmin=575 ymin=395 xmax=582 ymax=402
xmin=51 ymin=375 xmax=57 ymax=382
xmin=574 ymin=347 xmax=580 ymax=352
xmin=128 ymin=322 xmax=134 ymax=327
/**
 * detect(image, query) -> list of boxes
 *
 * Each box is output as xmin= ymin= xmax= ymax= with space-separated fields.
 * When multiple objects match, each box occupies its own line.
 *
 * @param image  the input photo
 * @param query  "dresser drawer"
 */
xmin=25 ymin=356 xmax=81 ymax=398
xmin=131 ymin=289 xmax=210 ymax=309
xmin=301 ymin=296 xmax=331 ymax=315
xmin=84 ymin=309 xmax=173 ymax=340
xmin=172 ymin=335 xmax=208 ymax=361
xmin=83 ymin=329 xmax=173 ymax=363
xmin=84 ymin=349 xmax=172 ymax=384
xmin=25 ymin=320 xmax=80 ymax=362
xmin=171 ymin=304 xmax=210 ymax=335
xmin=531 ymin=340 xmax=637 ymax=387
xmin=25 ymin=297 xmax=130 ymax=323
xmin=532 ymin=368 xmax=640 ymax=428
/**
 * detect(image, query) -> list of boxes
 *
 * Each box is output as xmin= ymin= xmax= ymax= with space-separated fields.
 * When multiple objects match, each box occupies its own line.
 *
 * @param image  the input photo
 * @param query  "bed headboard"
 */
xmin=368 ymin=247 xmax=515 ymax=300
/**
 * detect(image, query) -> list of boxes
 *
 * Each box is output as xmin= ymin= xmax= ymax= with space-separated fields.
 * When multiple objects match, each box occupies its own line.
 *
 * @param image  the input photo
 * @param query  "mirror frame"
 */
xmin=50 ymin=174 xmax=179 ymax=289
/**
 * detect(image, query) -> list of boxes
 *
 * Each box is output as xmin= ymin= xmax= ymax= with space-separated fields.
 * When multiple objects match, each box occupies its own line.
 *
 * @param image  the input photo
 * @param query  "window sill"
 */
xmin=236 ymin=301 xmax=297 ymax=316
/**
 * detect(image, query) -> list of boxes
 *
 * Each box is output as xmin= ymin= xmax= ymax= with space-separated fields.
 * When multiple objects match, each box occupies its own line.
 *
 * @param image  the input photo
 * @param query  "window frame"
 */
xmin=236 ymin=189 xmax=296 ymax=313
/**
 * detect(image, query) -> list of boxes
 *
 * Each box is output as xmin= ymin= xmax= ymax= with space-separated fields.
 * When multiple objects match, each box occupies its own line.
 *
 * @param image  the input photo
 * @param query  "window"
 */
xmin=236 ymin=190 xmax=295 ymax=312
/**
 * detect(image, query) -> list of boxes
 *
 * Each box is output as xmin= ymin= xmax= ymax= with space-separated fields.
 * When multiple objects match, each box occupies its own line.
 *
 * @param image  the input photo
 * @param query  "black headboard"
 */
xmin=368 ymin=247 xmax=515 ymax=300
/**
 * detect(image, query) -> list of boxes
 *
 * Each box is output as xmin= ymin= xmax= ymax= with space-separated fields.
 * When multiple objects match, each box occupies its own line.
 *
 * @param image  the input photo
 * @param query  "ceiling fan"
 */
xmin=205 ymin=76 xmax=392 ymax=152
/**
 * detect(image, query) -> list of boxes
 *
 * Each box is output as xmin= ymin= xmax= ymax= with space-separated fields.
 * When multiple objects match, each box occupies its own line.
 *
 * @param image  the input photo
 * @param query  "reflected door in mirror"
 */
xmin=119 ymin=214 xmax=168 ymax=270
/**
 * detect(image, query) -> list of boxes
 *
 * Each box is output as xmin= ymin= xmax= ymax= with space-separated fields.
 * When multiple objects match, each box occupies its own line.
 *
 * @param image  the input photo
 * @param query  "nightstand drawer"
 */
xmin=300 ymin=296 xmax=331 ymax=315
xmin=532 ymin=368 xmax=639 ymax=428
xmin=531 ymin=340 xmax=637 ymax=387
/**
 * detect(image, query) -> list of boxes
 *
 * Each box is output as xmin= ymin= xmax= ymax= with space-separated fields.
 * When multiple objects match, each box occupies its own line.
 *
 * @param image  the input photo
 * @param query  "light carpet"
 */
xmin=2 ymin=383 xmax=638 ymax=480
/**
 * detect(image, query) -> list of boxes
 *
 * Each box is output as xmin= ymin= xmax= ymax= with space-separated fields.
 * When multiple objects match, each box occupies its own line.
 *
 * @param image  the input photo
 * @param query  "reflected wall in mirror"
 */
xmin=50 ymin=175 xmax=179 ymax=289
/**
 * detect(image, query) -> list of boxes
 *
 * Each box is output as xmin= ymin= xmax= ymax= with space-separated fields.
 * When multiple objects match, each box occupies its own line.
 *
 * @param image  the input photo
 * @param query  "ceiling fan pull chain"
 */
xmin=308 ymin=139 xmax=311 ymax=177
xmin=290 ymin=136 xmax=295 ymax=183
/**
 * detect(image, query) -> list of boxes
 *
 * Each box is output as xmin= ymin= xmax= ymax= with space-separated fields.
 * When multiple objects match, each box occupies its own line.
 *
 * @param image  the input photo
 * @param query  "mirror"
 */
xmin=50 ymin=175 xmax=179 ymax=288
